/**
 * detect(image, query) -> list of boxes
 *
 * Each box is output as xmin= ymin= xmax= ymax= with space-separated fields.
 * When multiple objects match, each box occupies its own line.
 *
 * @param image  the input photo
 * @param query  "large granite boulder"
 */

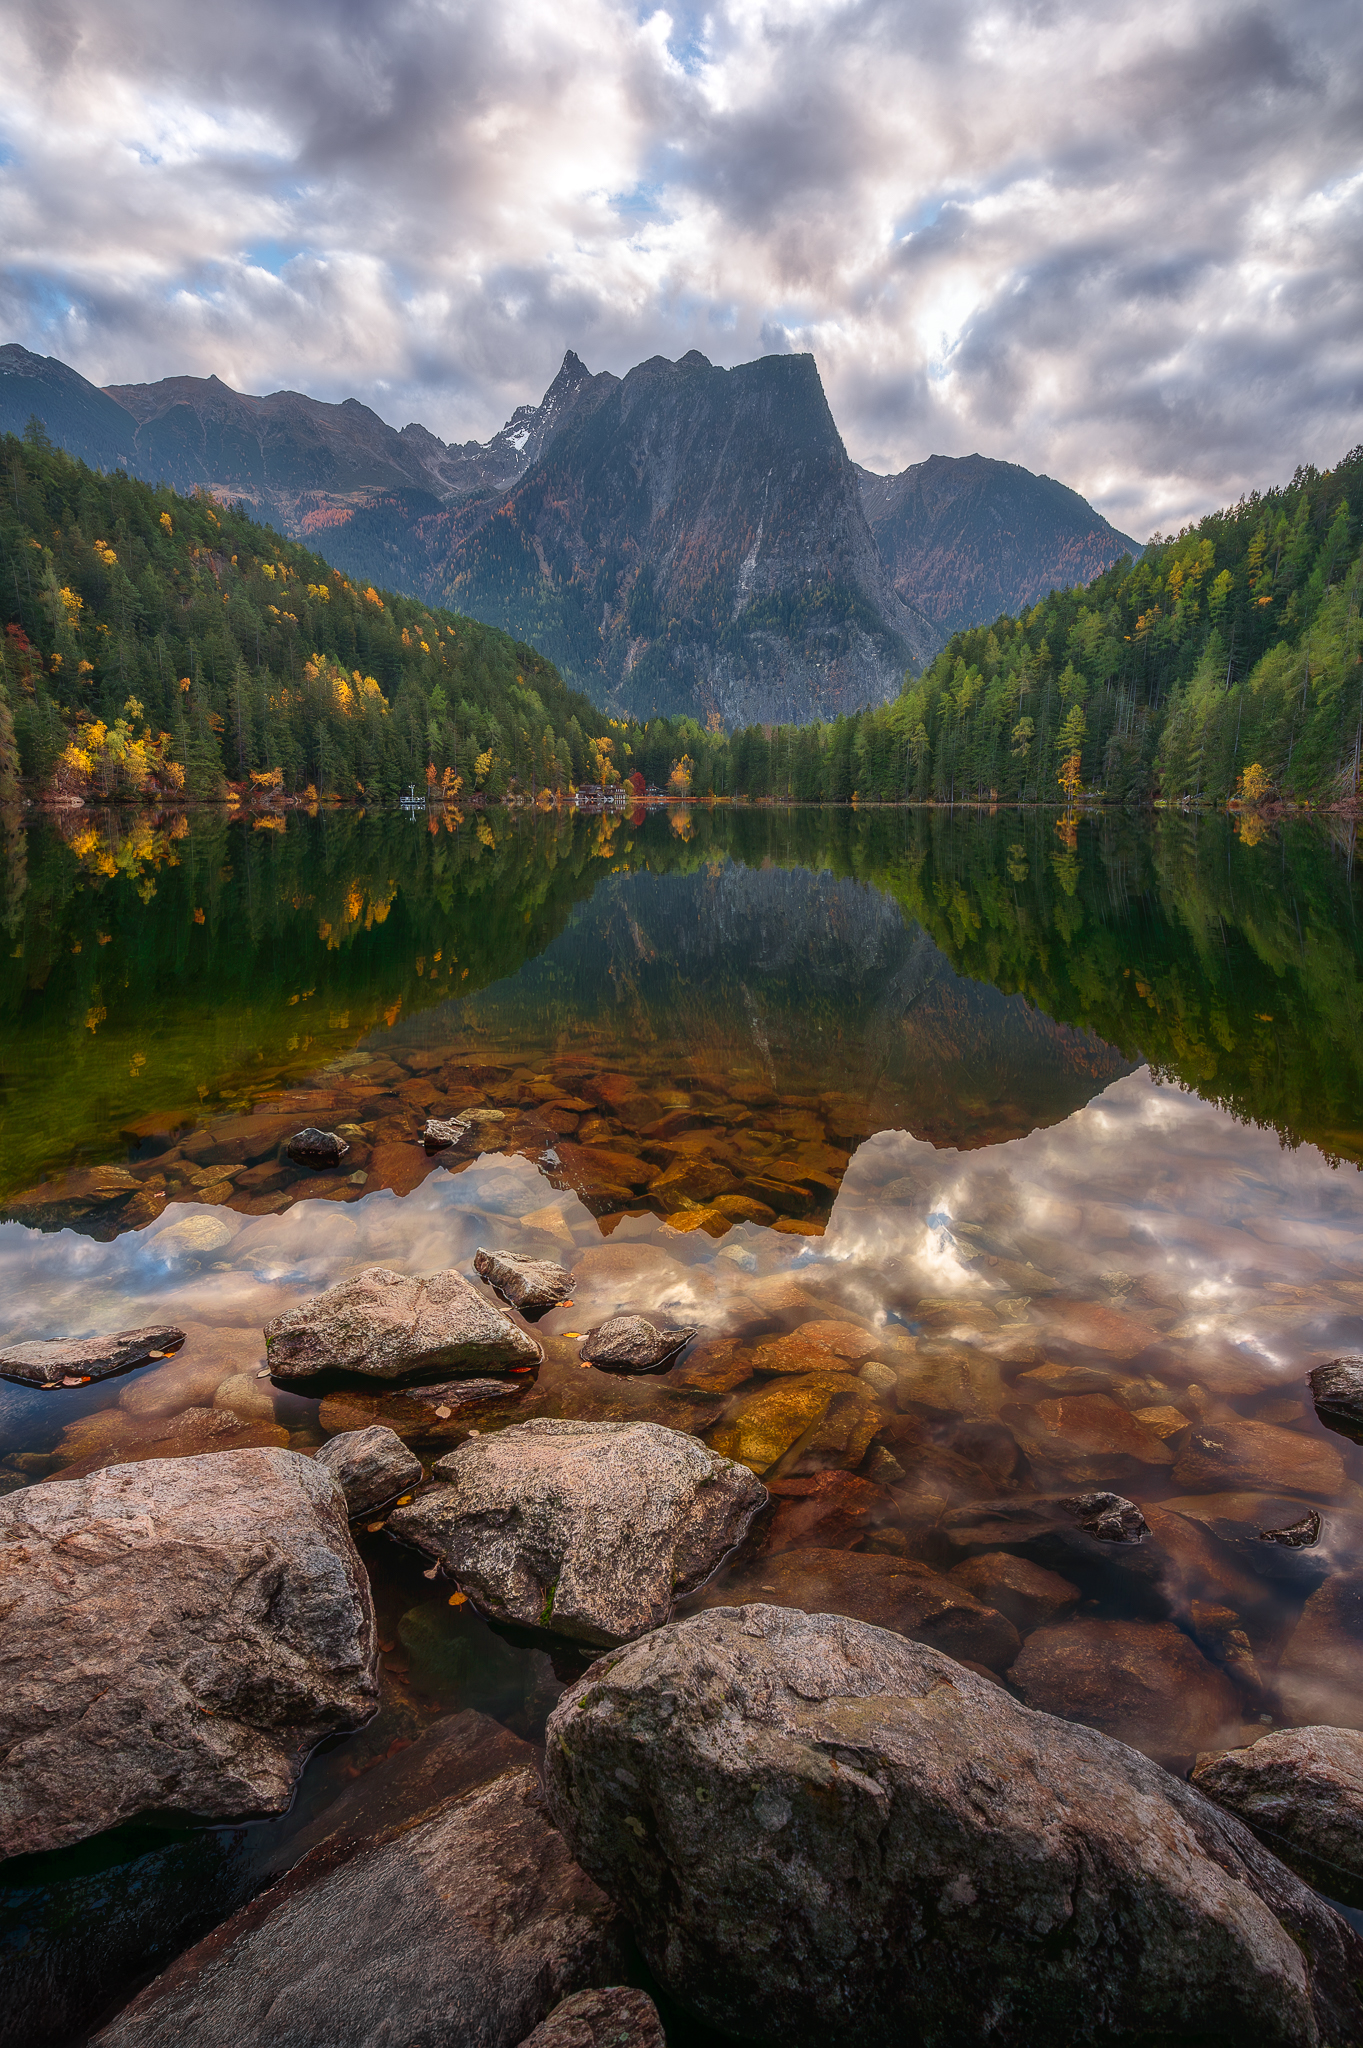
xmin=264 ymin=1266 xmax=540 ymax=1380
xmin=0 ymin=1449 xmax=378 ymax=1857
xmin=387 ymin=1419 xmax=765 ymax=1646
xmin=92 ymin=1767 xmax=626 ymax=2048
xmin=1193 ymin=1725 xmax=1363 ymax=1907
xmin=0 ymin=1324 xmax=184 ymax=1389
xmin=314 ymin=1424 xmax=422 ymax=1515
xmin=544 ymin=1604 xmax=1363 ymax=2048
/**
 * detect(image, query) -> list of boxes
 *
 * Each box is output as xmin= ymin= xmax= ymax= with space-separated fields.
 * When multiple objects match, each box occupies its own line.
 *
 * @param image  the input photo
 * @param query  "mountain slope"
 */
xmin=0 ymin=346 xmax=137 ymax=471
xmin=858 ymin=452 xmax=1141 ymax=636
xmin=430 ymin=350 xmax=940 ymax=723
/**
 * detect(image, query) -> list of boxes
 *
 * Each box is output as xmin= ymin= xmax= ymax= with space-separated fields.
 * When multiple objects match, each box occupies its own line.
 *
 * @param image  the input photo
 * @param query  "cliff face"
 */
xmin=434 ymin=351 xmax=940 ymax=722
xmin=858 ymin=452 xmax=1141 ymax=637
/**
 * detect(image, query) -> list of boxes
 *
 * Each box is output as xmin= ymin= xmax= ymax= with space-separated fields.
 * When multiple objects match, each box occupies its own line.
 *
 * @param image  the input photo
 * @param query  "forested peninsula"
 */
xmin=1 ymin=428 xmax=1359 ymax=808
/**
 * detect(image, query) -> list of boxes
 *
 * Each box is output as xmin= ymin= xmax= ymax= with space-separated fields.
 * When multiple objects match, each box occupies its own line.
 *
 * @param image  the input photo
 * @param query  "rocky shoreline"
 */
xmin=3 ymin=1242 xmax=1363 ymax=2045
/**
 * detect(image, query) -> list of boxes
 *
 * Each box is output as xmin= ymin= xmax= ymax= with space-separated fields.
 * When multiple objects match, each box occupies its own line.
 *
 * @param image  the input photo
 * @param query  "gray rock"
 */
xmin=424 ymin=1115 xmax=473 ymax=1154
xmin=477 ymin=1246 xmax=574 ymax=1311
xmin=1193 ymin=1725 xmax=1363 ymax=1907
xmin=0 ymin=1324 xmax=184 ymax=1389
xmin=0 ymin=1448 xmax=378 ymax=1858
xmin=286 ymin=1127 xmax=350 ymax=1168
xmin=1308 ymin=1357 xmax=1363 ymax=1443
xmin=544 ymin=1604 xmax=1363 ymax=2048
xmin=314 ymin=1424 xmax=422 ymax=1516
xmin=388 ymin=1418 xmax=765 ymax=1646
xmin=92 ymin=1766 xmax=627 ymax=2048
xmin=516 ymin=1988 xmax=664 ymax=2048
xmin=580 ymin=1316 xmax=696 ymax=1373
xmin=264 ymin=1265 xmax=541 ymax=1380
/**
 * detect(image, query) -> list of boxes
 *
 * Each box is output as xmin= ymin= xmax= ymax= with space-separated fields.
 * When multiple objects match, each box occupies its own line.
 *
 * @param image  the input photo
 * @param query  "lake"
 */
xmin=4 ymin=800 xmax=1363 ymax=2041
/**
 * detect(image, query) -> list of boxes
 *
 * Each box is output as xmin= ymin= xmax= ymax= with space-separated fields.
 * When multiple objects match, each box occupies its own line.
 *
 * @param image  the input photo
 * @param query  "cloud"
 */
xmin=0 ymin=0 xmax=1360 ymax=534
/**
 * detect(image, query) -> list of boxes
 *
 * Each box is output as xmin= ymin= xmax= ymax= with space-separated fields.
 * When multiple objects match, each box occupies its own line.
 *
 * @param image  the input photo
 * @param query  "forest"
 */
xmin=1 ymin=428 xmax=1360 ymax=809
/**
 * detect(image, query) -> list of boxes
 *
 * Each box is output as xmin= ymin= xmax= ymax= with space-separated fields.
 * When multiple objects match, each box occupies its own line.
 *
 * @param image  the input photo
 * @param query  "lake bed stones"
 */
xmin=1008 ymin=1615 xmax=1241 ymax=1767
xmin=387 ymin=1418 xmax=765 ymax=1646
xmin=476 ymin=1248 xmax=574 ymax=1313
xmin=0 ymin=1448 xmax=378 ymax=1858
xmin=315 ymin=1424 xmax=423 ymax=1516
xmin=579 ymin=1316 xmax=696 ymax=1373
xmin=0 ymin=1324 xmax=184 ymax=1389
xmin=544 ymin=1604 xmax=1363 ymax=2048
xmin=265 ymin=1266 xmax=540 ymax=1381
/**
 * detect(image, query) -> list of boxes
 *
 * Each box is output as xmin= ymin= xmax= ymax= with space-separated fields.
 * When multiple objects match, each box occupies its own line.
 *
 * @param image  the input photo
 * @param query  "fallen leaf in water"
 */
xmin=422 ymin=1562 xmax=439 ymax=1579
xmin=366 ymin=1520 xmax=385 ymax=1532
xmin=434 ymin=1404 xmax=451 ymax=1418
xmin=378 ymin=1637 xmax=395 ymax=1653
xmin=148 ymin=1352 xmax=166 ymax=1360
xmin=448 ymin=1591 xmax=467 ymax=1606
xmin=396 ymin=1495 xmax=413 ymax=1505
xmin=61 ymin=1376 xmax=88 ymax=1386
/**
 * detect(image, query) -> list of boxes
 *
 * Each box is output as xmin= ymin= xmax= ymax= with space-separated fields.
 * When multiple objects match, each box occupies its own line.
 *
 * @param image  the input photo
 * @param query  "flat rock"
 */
xmin=1170 ymin=1415 xmax=1346 ymax=1498
xmin=286 ymin=1127 xmax=350 ymax=1168
xmin=1026 ymin=1391 xmax=1174 ymax=1468
xmin=760 ymin=1471 xmax=890 ymax=1554
xmin=387 ymin=1418 xmax=765 ymax=1647
xmin=544 ymin=1605 xmax=1363 ymax=2048
xmin=695 ymin=1546 xmax=1020 ymax=1670
xmin=476 ymin=1247 xmax=574 ymax=1312
xmin=0 ymin=1324 xmax=184 ymax=1389
xmin=708 ymin=1372 xmax=882 ymax=1477
xmin=749 ymin=1321 xmax=879 ymax=1375
xmin=947 ymin=1551 xmax=1080 ymax=1632
xmin=1193 ymin=1725 xmax=1363 ymax=1905
xmin=0 ymin=1449 xmax=378 ymax=1858
xmin=92 ymin=1767 xmax=626 ymax=2048
xmin=1277 ymin=1571 xmax=1363 ymax=1729
xmin=1308 ymin=1357 xmax=1363 ymax=1443
xmin=1008 ymin=1616 xmax=1241 ymax=1766
xmin=517 ymin=1988 xmax=665 ymax=2048
xmin=580 ymin=1316 xmax=696 ymax=1373
xmin=265 ymin=1265 xmax=540 ymax=1380
xmin=314 ymin=1424 xmax=422 ymax=1515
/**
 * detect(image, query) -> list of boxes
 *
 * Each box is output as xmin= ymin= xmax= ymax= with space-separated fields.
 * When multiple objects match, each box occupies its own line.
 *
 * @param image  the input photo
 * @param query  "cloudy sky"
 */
xmin=2 ymin=0 xmax=1360 ymax=536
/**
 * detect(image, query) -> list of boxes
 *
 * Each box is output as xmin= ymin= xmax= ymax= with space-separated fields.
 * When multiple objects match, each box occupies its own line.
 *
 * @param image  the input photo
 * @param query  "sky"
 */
xmin=1 ymin=0 xmax=1361 ymax=538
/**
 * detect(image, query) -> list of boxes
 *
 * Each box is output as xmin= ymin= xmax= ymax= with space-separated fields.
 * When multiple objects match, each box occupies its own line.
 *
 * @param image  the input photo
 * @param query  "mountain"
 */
xmin=856 ymin=452 xmax=1141 ymax=637
xmin=0 ymin=345 xmax=137 ymax=471
xmin=422 ymin=350 xmax=941 ymax=724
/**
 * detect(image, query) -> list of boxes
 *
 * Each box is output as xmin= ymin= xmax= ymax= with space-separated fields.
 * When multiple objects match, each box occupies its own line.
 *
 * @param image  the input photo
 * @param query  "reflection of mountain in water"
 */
xmin=456 ymin=862 xmax=1137 ymax=1151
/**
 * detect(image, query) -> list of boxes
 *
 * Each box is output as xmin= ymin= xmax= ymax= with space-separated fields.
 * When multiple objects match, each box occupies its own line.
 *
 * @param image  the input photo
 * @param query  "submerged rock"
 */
xmin=1170 ymin=1416 xmax=1345 ymax=1498
xmin=387 ymin=1418 xmax=765 ymax=1646
xmin=424 ymin=1115 xmax=473 ymax=1154
xmin=286 ymin=1127 xmax=350 ymax=1168
xmin=0 ymin=1324 xmax=184 ymax=1389
xmin=92 ymin=1767 xmax=626 ymax=2048
xmin=544 ymin=1604 xmax=1363 ymax=2048
xmin=708 ymin=1372 xmax=883 ymax=1477
xmin=1008 ymin=1615 xmax=1241 ymax=1766
xmin=1308 ymin=1358 xmax=1363 ymax=1443
xmin=947 ymin=1551 xmax=1080 ymax=1632
xmin=698 ymin=1546 xmax=1021 ymax=1670
xmin=314 ymin=1424 xmax=422 ymax=1515
xmin=264 ymin=1266 xmax=540 ymax=1380
xmin=476 ymin=1247 xmax=574 ymax=1312
xmin=516 ymin=1988 xmax=665 ymax=2048
xmin=1193 ymin=1725 xmax=1363 ymax=1906
xmin=1277 ymin=1571 xmax=1363 ymax=1729
xmin=0 ymin=1449 xmax=378 ymax=1858
xmin=580 ymin=1316 xmax=696 ymax=1373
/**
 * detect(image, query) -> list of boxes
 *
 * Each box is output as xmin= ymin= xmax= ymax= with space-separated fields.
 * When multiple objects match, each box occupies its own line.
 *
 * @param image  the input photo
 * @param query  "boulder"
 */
xmin=92 ymin=1767 xmax=626 ymax=2048
xmin=516 ymin=1988 xmax=664 ymax=2048
xmin=314 ymin=1424 xmax=422 ymax=1515
xmin=580 ymin=1316 xmax=696 ymax=1373
xmin=1008 ymin=1616 xmax=1242 ymax=1766
xmin=708 ymin=1372 xmax=882 ymax=1477
xmin=387 ymin=1418 xmax=765 ymax=1647
xmin=1308 ymin=1357 xmax=1363 ymax=1443
xmin=696 ymin=1546 xmax=1020 ymax=1670
xmin=947 ymin=1551 xmax=1080 ymax=1632
xmin=476 ymin=1247 xmax=574 ymax=1312
xmin=286 ymin=1127 xmax=350 ymax=1168
xmin=1192 ymin=1725 xmax=1363 ymax=1906
xmin=264 ymin=1266 xmax=541 ymax=1380
xmin=1277 ymin=1572 xmax=1363 ymax=1729
xmin=0 ymin=1324 xmax=185 ymax=1389
xmin=0 ymin=1449 xmax=378 ymax=1858
xmin=544 ymin=1605 xmax=1363 ymax=2048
